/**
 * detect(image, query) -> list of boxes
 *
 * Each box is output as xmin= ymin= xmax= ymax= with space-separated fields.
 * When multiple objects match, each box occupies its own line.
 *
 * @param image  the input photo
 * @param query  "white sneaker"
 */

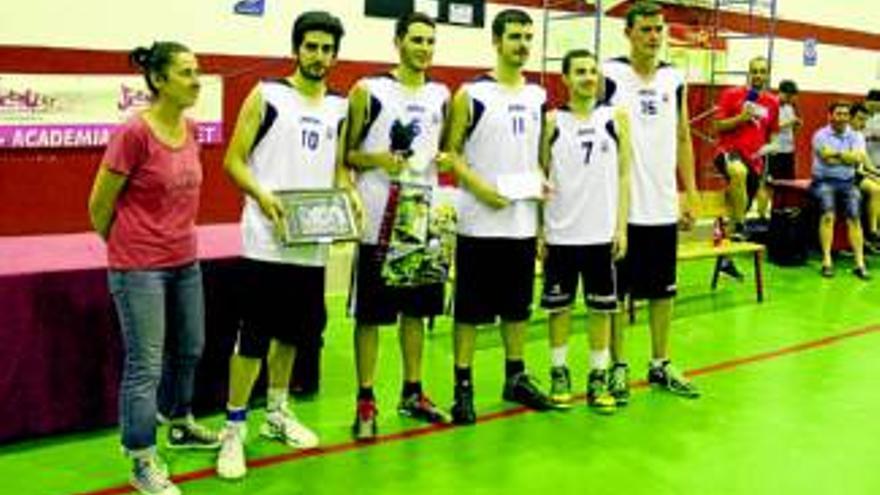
xmin=216 ymin=425 xmax=247 ymax=480
xmin=260 ymin=407 xmax=319 ymax=448
xmin=131 ymin=454 xmax=180 ymax=495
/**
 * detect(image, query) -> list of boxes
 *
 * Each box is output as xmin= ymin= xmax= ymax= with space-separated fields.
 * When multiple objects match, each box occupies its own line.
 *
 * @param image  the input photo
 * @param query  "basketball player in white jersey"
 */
xmin=540 ymin=49 xmax=633 ymax=413
xmin=601 ymin=1 xmax=701 ymax=403
xmin=442 ymin=8 xmax=555 ymax=425
xmin=346 ymin=12 xmax=455 ymax=441
xmin=216 ymin=11 xmax=356 ymax=479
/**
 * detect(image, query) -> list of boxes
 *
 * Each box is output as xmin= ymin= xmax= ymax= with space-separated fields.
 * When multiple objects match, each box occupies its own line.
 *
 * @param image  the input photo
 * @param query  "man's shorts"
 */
xmin=237 ymin=258 xmax=327 ymax=358
xmin=617 ymin=224 xmax=678 ymax=301
xmin=811 ymin=178 xmax=861 ymax=220
xmin=454 ymin=236 xmax=537 ymax=325
xmin=715 ymin=151 xmax=762 ymax=202
xmin=540 ymin=243 xmax=619 ymax=313
xmin=350 ymin=244 xmax=445 ymax=326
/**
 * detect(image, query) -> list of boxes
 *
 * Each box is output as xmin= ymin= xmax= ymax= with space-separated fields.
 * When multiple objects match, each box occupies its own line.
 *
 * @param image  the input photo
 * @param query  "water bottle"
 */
xmin=713 ymin=217 xmax=725 ymax=247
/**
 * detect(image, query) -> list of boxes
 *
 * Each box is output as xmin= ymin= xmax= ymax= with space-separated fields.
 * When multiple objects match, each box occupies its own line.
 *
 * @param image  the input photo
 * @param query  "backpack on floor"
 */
xmin=744 ymin=218 xmax=771 ymax=245
xmin=768 ymin=207 xmax=809 ymax=266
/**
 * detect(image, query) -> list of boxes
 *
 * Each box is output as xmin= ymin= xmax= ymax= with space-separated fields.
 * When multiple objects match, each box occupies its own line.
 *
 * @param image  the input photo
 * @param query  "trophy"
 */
xmin=371 ymin=118 xmax=453 ymax=285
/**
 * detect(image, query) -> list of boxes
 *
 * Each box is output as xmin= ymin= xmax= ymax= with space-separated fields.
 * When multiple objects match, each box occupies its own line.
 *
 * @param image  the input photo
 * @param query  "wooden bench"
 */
xmin=678 ymin=240 xmax=766 ymax=302
xmin=628 ymin=240 xmax=766 ymax=322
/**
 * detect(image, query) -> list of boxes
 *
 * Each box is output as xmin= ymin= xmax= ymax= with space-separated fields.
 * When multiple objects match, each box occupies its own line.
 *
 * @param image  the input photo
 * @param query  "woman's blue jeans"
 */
xmin=109 ymin=262 xmax=205 ymax=451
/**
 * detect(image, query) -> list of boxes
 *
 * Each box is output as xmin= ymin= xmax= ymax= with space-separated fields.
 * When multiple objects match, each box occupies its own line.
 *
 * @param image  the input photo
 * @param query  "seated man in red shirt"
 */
xmin=713 ymin=56 xmax=780 ymax=235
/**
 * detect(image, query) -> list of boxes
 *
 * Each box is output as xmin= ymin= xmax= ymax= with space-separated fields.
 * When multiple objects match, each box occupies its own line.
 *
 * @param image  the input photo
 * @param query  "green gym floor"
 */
xmin=3 ymin=254 xmax=880 ymax=495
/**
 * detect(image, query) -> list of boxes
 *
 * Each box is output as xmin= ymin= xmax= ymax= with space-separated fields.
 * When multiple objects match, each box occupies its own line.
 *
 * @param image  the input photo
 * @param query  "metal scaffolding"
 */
xmin=657 ymin=0 xmax=779 ymax=146
xmin=708 ymin=0 xmax=778 ymax=87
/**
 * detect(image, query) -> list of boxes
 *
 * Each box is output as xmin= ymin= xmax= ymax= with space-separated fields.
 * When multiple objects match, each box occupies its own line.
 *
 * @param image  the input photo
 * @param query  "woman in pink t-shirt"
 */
xmin=88 ymin=41 xmax=218 ymax=495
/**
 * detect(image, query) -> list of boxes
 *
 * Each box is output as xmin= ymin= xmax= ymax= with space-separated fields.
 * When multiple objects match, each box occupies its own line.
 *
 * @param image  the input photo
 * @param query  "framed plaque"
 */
xmin=275 ymin=189 xmax=359 ymax=245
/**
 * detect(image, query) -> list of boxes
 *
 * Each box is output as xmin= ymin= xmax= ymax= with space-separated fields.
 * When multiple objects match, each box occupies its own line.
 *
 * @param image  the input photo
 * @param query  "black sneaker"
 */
xmin=352 ymin=398 xmax=378 ymax=441
xmin=853 ymin=266 xmax=871 ymax=280
xmin=167 ymin=421 xmax=221 ymax=450
xmin=398 ymin=393 xmax=451 ymax=424
xmin=647 ymin=361 xmax=700 ymax=398
xmin=821 ymin=265 xmax=834 ymax=278
xmin=502 ymin=373 xmax=555 ymax=411
xmin=451 ymin=385 xmax=476 ymax=425
xmin=718 ymin=257 xmax=744 ymax=281
xmin=608 ymin=363 xmax=630 ymax=406
xmin=586 ymin=369 xmax=616 ymax=414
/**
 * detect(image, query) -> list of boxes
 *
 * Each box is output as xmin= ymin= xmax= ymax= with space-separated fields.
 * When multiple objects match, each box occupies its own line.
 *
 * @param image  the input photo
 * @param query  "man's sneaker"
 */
xmin=853 ymin=266 xmax=871 ymax=280
xmin=398 ymin=393 xmax=451 ymax=424
xmin=586 ymin=369 xmax=616 ymax=414
xmin=451 ymin=385 xmax=476 ymax=425
xmin=821 ymin=265 xmax=834 ymax=278
xmin=261 ymin=407 xmax=319 ymax=448
xmin=549 ymin=366 xmax=573 ymax=407
xmin=647 ymin=361 xmax=700 ymax=398
xmin=608 ymin=363 xmax=630 ymax=406
xmin=352 ymin=399 xmax=378 ymax=441
xmin=167 ymin=420 xmax=221 ymax=450
xmin=131 ymin=455 xmax=180 ymax=495
xmin=718 ymin=257 xmax=744 ymax=281
xmin=216 ymin=426 xmax=247 ymax=480
xmin=502 ymin=373 xmax=555 ymax=411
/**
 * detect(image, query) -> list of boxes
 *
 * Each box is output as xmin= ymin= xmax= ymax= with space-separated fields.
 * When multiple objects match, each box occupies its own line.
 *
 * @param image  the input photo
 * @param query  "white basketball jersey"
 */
xmin=602 ymin=58 xmax=683 ymax=225
xmin=241 ymin=79 xmax=348 ymax=265
xmin=458 ymin=76 xmax=545 ymax=238
xmin=354 ymin=74 xmax=449 ymax=244
xmin=544 ymin=104 xmax=620 ymax=245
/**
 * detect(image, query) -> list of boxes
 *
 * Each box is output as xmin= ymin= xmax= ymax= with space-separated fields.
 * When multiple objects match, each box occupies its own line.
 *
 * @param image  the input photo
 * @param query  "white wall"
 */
xmin=0 ymin=0 xmax=513 ymax=67
xmin=733 ymin=37 xmax=880 ymax=93
xmin=776 ymin=0 xmax=880 ymax=35
xmin=1 ymin=0 xmax=878 ymax=92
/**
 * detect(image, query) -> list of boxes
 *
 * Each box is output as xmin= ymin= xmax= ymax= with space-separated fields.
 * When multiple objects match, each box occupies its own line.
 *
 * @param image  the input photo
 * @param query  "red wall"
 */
xmin=0 ymin=46 xmax=858 ymax=235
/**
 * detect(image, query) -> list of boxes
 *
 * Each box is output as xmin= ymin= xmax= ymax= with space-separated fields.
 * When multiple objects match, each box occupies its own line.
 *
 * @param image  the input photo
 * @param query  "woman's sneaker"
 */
xmin=167 ymin=419 xmax=221 ymax=450
xmin=131 ymin=455 xmax=180 ymax=495
xmin=216 ymin=425 xmax=247 ymax=480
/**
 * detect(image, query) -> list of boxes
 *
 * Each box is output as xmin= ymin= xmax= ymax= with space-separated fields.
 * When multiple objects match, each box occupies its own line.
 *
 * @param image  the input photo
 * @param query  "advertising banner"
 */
xmin=0 ymin=74 xmax=223 ymax=148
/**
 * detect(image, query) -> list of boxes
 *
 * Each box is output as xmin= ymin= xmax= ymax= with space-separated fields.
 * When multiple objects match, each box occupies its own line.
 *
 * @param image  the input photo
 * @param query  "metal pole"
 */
xmin=542 ymin=0 xmax=551 ymax=84
xmin=594 ymin=0 xmax=603 ymax=62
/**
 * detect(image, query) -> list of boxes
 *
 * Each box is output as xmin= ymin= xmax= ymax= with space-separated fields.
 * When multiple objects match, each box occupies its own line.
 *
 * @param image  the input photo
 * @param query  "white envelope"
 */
xmin=497 ymin=172 xmax=543 ymax=201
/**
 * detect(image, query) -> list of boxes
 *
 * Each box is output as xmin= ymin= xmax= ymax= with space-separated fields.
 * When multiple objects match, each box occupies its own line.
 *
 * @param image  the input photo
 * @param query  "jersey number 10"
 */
xmin=301 ymin=129 xmax=320 ymax=151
